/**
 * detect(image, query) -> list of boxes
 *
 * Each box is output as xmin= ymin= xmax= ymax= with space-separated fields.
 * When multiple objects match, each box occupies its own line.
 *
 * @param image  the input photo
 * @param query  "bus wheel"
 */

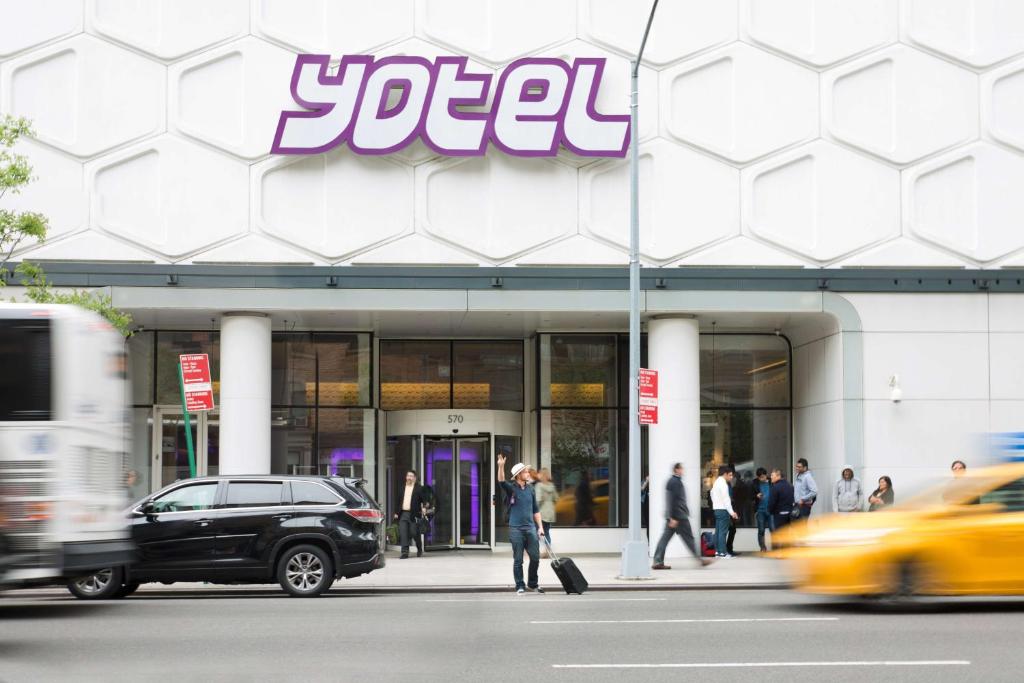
xmin=67 ymin=567 xmax=125 ymax=600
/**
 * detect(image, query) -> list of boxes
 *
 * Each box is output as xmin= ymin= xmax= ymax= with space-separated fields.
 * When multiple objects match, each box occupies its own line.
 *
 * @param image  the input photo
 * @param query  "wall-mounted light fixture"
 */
xmin=888 ymin=374 xmax=902 ymax=403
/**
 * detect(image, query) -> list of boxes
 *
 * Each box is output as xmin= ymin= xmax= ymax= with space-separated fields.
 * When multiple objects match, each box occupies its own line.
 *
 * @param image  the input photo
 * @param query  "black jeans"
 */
xmin=653 ymin=518 xmax=698 ymax=564
xmin=399 ymin=511 xmax=422 ymax=556
xmin=756 ymin=510 xmax=772 ymax=551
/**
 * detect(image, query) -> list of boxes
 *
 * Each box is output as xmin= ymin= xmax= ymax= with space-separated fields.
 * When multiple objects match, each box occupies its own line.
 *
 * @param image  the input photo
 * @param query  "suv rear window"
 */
xmin=225 ymin=482 xmax=285 ymax=508
xmin=0 ymin=318 xmax=52 ymax=421
xmin=291 ymin=481 xmax=343 ymax=506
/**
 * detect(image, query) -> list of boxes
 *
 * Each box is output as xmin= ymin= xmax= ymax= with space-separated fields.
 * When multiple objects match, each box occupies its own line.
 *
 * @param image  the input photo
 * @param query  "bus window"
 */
xmin=0 ymin=319 xmax=52 ymax=421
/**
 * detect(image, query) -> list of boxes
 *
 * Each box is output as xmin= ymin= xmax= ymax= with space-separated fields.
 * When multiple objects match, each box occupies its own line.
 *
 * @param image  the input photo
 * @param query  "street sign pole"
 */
xmin=621 ymin=0 xmax=660 ymax=580
xmin=178 ymin=361 xmax=197 ymax=479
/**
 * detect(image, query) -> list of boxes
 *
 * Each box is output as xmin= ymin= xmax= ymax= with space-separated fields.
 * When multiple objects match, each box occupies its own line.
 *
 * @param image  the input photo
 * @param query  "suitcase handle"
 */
xmin=542 ymin=536 xmax=560 ymax=562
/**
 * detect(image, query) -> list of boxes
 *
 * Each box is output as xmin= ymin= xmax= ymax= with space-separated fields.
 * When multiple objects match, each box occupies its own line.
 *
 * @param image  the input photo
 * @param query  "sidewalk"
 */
xmin=17 ymin=550 xmax=788 ymax=597
xmin=342 ymin=549 xmax=788 ymax=591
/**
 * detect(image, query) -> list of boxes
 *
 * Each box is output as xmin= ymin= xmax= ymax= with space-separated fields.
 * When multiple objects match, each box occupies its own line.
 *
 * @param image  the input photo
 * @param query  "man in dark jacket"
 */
xmin=652 ymin=463 xmax=705 ymax=569
xmin=768 ymin=468 xmax=795 ymax=532
xmin=393 ymin=470 xmax=426 ymax=559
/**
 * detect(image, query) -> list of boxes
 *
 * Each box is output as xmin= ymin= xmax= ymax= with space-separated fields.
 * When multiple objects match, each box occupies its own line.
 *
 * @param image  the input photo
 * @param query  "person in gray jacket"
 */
xmin=833 ymin=466 xmax=863 ymax=513
xmin=652 ymin=463 xmax=706 ymax=569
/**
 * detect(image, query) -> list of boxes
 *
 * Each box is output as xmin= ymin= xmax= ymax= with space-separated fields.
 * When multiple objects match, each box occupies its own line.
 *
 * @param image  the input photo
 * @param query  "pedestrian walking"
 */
xmin=753 ymin=467 xmax=772 ymax=552
xmin=496 ymin=453 xmax=545 ymax=595
xmin=710 ymin=465 xmax=738 ymax=558
xmin=868 ymin=476 xmax=895 ymax=511
xmin=769 ymin=469 xmax=795 ymax=532
xmin=534 ymin=468 xmax=559 ymax=544
xmin=833 ymin=466 xmax=863 ymax=513
xmin=793 ymin=458 xmax=818 ymax=521
xmin=951 ymin=460 xmax=967 ymax=477
xmin=944 ymin=460 xmax=968 ymax=501
xmin=652 ymin=463 xmax=706 ymax=569
xmin=393 ymin=470 xmax=425 ymax=559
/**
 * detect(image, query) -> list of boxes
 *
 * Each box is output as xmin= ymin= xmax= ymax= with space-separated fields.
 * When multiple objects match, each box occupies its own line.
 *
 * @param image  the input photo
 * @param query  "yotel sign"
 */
xmin=271 ymin=55 xmax=630 ymax=158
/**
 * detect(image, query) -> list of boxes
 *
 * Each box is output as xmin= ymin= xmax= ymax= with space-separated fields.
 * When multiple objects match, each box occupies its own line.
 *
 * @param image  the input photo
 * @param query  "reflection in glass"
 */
xmin=317 ymin=408 xmax=374 ymax=489
xmin=424 ymin=438 xmax=455 ymax=547
xmin=127 ymin=331 xmax=154 ymax=405
xmin=380 ymin=341 xmax=452 ymax=410
xmin=540 ymin=335 xmax=617 ymax=407
xmin=453 ymin=341 xmax=524 ymax=410
xmin=317 ymin=334 xmax=371 ymax=406
xmin=270 ymin=408 xmax=315 ymax=475
xmin=271 ymin=334 xmax=315 ymax=406
xmin=542 ymin=409 xmax=618 ymax=527
xmin=700 ymin=335 xmax=789 ymax=408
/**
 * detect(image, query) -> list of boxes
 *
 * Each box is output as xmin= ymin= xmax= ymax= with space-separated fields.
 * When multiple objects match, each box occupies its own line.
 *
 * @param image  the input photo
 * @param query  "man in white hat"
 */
xmin=496 ymin=453 xmax=545 ymax=595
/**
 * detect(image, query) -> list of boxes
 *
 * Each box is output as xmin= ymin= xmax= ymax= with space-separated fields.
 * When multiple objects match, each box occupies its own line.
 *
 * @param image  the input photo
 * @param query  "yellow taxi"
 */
xmin=775 ymin=463 xmax=1024 ymax=597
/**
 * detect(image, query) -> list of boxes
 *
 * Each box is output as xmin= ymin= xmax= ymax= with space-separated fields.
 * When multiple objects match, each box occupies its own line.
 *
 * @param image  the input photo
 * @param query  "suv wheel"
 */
xmin=278 ymin=545 xmax=333 ymax=597
xmin=67 ymin=567 xmax=125 ymax=600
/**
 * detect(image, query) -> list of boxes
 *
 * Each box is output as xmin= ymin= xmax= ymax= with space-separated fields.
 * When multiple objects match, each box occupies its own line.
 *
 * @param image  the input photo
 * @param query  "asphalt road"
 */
xmin=1 ymin=588 xmax=1023 ymax=682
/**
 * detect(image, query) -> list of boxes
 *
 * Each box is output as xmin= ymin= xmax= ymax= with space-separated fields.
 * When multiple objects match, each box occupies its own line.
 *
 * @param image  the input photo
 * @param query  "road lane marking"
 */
xmin=532 ymin=617 xmax=838 ymax=624
xmin=553 ymin=660 xmax=970 ymax=669
xmin=425 ymin=597 xmax=666 ymax=603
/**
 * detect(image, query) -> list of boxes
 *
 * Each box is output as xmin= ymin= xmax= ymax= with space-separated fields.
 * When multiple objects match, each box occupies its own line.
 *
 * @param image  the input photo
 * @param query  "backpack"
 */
xmin=700 ymin=531 xmax=716 ymax=557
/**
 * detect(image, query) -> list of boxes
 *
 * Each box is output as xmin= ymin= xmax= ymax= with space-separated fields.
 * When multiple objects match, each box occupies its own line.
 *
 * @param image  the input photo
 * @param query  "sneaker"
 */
xmin=516 ymin=588 xmax=525 ymax=595
xmin=528 ymin=586 xmax=545 ymax=594
xmin=715 ymin=553 xmax=728 ymax=558
xmin=651 ymin=563 xmax=671 ymax=570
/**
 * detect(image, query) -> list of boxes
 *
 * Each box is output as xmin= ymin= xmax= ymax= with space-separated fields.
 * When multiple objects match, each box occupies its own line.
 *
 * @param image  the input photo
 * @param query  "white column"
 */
xmin=219 ymin=313 xmax=271 ymax=474
xmin=648 ymin=316 xmax=701 ymax=560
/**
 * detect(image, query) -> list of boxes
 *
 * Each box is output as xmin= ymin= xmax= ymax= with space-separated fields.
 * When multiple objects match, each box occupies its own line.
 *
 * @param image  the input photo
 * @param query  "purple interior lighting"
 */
xmin=328 ymin=448 xmax=363 ymax=476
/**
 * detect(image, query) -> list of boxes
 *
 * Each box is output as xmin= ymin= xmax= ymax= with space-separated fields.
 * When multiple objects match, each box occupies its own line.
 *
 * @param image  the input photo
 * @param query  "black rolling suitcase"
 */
xmin=544 ymin=538 xmax=588 ymax=594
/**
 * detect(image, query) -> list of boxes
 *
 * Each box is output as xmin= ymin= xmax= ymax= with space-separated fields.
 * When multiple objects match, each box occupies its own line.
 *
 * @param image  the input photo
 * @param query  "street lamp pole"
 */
xmin=621 ymin=0 xmax=659 ymax=579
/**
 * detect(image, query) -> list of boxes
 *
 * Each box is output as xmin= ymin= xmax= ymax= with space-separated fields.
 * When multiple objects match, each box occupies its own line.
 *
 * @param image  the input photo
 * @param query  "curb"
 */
xmin=9 ymin=582 xmax=789 ymax=599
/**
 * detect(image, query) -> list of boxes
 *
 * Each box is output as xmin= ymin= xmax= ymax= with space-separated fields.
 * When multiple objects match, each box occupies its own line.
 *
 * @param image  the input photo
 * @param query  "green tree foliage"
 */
xmin=0 ymin=114 xmax=133 ymax=336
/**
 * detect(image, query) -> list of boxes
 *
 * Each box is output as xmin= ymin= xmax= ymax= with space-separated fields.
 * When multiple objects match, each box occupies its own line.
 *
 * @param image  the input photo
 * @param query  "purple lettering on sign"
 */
xmin=271 ymin=55 xmax=630 ymax=158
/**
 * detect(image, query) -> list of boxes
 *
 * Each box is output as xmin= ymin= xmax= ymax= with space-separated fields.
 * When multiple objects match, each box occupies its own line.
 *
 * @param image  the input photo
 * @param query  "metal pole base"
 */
xmin=619 ymin=539 xmax=653 ymax=579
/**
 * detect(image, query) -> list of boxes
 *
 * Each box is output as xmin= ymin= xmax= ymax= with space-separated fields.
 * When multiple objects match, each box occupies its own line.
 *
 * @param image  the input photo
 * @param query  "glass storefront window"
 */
xmin=156 ymin=332 xmax=220 ymax=405
xmin=453 ymin=341 xmax=524 ymax=410
xmin=541 ymin=409 xmax=619 ymax=527
xmin=317 ymin=408 xmax=375 ymax=492
xmin=272 ymin=334 xmax=315 ymax=406
xmin=698 ymin=409 xmax=791 ymax=528
xmin=127 ymin=331 xmax=154 ymax=406
xmin=540 ymin=334 xmax=617 ymax=407
xmin=380 ymin=341 xmax=451 ymax=410
xmin=700 ymin=335 xmax=789 ymax=408
xmin=270 ymin=408 xmax=315 ymax=475
xmin=317 ymin=334 xmax=371 ymax=406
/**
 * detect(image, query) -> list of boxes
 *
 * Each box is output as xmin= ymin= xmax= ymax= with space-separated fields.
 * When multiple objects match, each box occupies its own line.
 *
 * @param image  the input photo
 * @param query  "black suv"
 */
xmin=67 ymin=475 xmax=384 ymax=599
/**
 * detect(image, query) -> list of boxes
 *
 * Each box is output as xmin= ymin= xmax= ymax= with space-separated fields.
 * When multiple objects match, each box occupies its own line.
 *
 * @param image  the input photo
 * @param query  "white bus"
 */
xmin=0 ymin=304 xmax=134 ymax=587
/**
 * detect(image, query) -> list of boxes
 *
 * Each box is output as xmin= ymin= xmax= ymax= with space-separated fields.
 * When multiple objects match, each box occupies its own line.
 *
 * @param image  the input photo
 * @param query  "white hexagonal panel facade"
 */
xmin=254 ymin=0 xmax=412 ymax=54
xmin=88 ymin=0 xmax=249 ymax=61
xmin=1 ymin=35 xmax=165 ymax=159
xmin=904 ymin=142 xmax=1024 ymax=264
xmin=902 ymin=0 xmax=1024 ymax=69
xmin=170 ymin=37 xmax=297 ymax=160
xmin=255 ymin=149 xmax=414 ymax=262
xmin=418 ymin=155 xmax=576 ymax=262
xmin=823 ymin=45 xmax=978 ymax=165
xmin=660 ymin=43 xmax=818 ymax=164
xmin=4 ymin=140 xmax=87 ymax=249
xmin=581 ymin=139 xmax=739 ymax=263
xmin=89 ymin=137 xmax=249 ymax=259
xmin=580 ymin=0 xmax=737 ymax=68
xmin=743 ymin=141 xmax=900 ymax=263
xmin=741 ymin=0 xmax=897 ymax=68
xmin=0 ymin=3 xmax=1020 ymax=271
xmin=416 ymin=0 xmax=575 ymax=67
xmin=983 ymin=58 xmax=1024 ymax=152
xmin=0 ymin=0 xmax=81 ymax=59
